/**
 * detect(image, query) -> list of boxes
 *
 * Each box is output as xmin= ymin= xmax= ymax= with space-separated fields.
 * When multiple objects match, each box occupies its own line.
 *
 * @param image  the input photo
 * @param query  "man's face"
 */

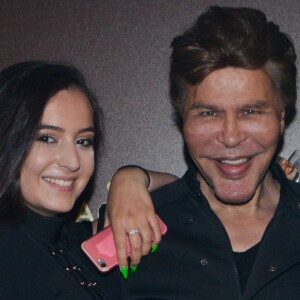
xmin=183 ymin=67 xmax=284 ymax=204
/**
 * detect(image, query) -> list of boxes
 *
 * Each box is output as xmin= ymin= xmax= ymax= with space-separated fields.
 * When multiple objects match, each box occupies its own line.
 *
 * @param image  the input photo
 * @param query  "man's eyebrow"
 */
xmin=37 ymin=124 xmax=95 ymax=133
xmin=190 ymin=100 xmax=270 ymax=110
xmin=242 ymin=100 xmax=270 ymax=109
xmin=190 ymin=102 xmax=219 ymax=110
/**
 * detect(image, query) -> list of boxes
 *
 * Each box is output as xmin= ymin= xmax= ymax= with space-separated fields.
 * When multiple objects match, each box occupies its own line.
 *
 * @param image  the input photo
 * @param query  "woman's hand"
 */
xmin=105 ymin=166 xmax=177 ymax=279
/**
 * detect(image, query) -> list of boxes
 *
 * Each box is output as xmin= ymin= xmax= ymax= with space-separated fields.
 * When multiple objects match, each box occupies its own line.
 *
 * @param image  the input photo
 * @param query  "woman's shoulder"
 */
xmin=0 ymin=222 xmax=24 ymax=242
xmin=0 ymin=223 xmax=35 ymax=268
xmin=64 ymin=220 xmax=93 ymax=246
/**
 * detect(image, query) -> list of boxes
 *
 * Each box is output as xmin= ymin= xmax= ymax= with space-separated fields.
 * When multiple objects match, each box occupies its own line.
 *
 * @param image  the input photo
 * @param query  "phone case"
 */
xmin=81 ymin=216 xmax=167 ymax=272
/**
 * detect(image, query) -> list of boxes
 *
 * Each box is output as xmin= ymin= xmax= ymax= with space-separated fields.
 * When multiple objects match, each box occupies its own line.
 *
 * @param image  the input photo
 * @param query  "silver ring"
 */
xmin=127 ymin=228 xmax=141 ymax=235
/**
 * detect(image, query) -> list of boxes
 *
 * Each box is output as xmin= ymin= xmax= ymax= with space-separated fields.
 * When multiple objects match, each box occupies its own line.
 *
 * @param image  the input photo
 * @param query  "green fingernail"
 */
xmin=130 ymin=265 xmax=138 ymax=272
xmin=120 ymin=266 xmax=128 ymax=280
xmin=151 ymin=244 xmax=158 ymax=253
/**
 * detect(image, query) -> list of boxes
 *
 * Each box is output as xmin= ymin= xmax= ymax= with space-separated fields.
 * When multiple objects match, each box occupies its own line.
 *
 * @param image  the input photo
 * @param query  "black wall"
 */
xmin=1 ymin=0 xmax=299 ymax=215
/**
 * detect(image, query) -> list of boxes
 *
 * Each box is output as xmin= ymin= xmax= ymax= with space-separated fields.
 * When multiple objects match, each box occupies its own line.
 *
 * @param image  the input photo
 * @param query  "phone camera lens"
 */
xmin=97 ymin=259 xmax=107 ymax=268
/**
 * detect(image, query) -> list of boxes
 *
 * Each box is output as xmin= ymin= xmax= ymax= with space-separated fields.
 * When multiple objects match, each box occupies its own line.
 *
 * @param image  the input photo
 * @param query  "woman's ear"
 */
xmin=280 ymin=110 xmax=285 ymax=134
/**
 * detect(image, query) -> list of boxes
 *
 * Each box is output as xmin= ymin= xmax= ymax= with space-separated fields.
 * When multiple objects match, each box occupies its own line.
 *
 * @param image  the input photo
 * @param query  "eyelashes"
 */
xmin=36 ymin=134 xmax=94 ymax=148
xmin=36 ymin=134 xmax=55 ymax=144
xmin=76 ymin=138 xmax=94 ymax=147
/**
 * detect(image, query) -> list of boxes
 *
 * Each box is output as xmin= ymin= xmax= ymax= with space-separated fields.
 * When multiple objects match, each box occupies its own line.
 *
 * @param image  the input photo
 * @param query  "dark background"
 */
xmin=1 ymin=0 xmax=299 ymax=216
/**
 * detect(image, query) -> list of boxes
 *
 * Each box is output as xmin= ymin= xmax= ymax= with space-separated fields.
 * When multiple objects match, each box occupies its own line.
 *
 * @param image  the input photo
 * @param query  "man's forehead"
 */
xmin=184 ymin=68 xmax=278 ymax=99
xmin=181 ymin=76 xmax=284 ymax=119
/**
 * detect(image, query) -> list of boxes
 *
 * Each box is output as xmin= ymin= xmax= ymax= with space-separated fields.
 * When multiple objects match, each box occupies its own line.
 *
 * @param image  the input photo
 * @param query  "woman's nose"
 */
xmin=57 ymin=143 xmax=80 ymax=172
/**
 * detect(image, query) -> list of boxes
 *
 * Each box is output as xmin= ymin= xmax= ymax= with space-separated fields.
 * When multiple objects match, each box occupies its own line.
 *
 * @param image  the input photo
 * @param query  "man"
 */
xmin=103 ymin=6 xmax=300 ymax=299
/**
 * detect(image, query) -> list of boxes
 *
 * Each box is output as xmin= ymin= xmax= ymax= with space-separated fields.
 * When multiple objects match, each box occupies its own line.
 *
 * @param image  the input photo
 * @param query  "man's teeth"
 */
xmin=44 ymin=177 xmax=73 ymax=186
xmin=221 ymin=158 xmax=248 ymax=165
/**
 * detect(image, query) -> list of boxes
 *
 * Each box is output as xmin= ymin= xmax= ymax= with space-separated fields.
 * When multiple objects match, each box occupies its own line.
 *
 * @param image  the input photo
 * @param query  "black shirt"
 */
xmin=233 ymin=242 xmax=261 ymax=293
xmin=99 ymin=163 xmax=300 ymax=299
xmin=0 ymin=208 xmax=110 ymax=300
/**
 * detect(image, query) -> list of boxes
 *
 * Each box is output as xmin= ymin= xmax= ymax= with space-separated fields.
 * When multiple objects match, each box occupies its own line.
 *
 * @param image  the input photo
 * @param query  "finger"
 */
xmin=148 ymin=215 xmax=162 ymax=247
xmin=138 ymin=224 xmax=154 ymax=256
xmin=127 ymin=233 xmax=143 ymax=267
xmin=103 ymin=210 xmax=111 ymax=227
xmin=111 ymin=224 xmax=129 ymax=276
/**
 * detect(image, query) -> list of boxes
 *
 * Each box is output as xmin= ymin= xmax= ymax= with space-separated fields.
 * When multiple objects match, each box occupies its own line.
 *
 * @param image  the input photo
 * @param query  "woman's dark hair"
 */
xmin=0 ymin=61 xmax=103 ymax=224
xmin=170 ymin=6 xmax=297 ymax=126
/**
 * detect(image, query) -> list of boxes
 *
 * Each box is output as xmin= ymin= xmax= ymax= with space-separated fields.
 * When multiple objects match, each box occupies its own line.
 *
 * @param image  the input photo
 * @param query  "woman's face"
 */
xmin=20 ymin=88 xmax=95 ymax=217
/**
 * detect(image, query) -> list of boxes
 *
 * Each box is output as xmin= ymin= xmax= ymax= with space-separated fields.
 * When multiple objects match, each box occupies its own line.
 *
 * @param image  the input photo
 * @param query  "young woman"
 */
xmin=0 ymin=61 xmax=176 ymax=299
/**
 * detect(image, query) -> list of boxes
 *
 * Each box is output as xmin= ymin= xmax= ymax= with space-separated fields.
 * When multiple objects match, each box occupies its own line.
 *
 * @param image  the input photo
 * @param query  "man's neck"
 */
xmin=201 ymin=172 xmax=281 ymax=252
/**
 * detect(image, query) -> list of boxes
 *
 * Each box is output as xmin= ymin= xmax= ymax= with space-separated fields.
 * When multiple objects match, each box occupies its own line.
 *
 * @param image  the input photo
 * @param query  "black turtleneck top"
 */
xmin=0 ymin=208 xmax=110 ymax=300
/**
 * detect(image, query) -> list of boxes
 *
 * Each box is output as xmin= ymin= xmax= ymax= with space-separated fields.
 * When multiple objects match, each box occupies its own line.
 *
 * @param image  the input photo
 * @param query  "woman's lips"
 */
xmin=43 ymin=177 xmax=75 ymax=191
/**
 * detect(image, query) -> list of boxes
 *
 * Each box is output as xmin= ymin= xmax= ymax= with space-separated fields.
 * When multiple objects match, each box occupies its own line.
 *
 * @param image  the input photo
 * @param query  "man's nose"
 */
xmin=57 ymin=143 xmax=80 ymax=172
xmin=217 ymin=115 xmax=246 ymax=148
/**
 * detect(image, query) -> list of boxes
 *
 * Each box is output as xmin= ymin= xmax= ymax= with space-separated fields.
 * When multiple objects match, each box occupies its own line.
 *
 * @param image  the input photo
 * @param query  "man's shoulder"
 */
xmin=283 ymin=179 xmax=300 ymax=203
xmin=272 ymin=163 xmax=300 ymax=212
xmin=278 ymin=178 xmax=300 ymax=220
xmin=150 ymin=176 xmax=192 ymax=209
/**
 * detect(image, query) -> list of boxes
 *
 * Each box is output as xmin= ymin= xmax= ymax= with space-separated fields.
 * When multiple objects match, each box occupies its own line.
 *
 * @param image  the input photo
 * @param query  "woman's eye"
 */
xmin=36 ymin=134 xmax=56 ymax=144
xmin=76 ymin=138 xmax=94 ymax=147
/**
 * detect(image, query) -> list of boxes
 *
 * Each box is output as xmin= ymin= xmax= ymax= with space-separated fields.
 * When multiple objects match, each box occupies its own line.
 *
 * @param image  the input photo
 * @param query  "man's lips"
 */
xmin=215 ymin=157 xmax=252 ymax=177
xmin=219 ymin=158 xmax=249 ymax=165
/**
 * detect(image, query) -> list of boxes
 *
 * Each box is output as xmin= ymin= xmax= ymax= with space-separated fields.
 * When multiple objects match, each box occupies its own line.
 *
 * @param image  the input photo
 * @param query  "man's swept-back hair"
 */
xmin=170 ymin=6 xmax=297 ymax=126
xmin=0 ymin=61 xmax=103 ymax=224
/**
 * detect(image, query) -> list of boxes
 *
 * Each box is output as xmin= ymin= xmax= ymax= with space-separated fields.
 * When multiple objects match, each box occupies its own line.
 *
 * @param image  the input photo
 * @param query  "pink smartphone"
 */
xmin=81 ymin=216 xmax=167 ymax=272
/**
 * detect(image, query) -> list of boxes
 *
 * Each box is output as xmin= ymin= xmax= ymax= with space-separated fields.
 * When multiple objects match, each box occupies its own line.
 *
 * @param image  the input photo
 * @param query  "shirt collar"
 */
xmin=21 ymin=208 xmax=67 ymax=245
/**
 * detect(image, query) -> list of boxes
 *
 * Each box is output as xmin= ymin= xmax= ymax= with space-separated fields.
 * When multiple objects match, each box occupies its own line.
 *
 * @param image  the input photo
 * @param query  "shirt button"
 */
xmin=51 ymin=248 xmax=64 ymax=255
xmin=88 ymin=282 xmax=98 ymax=287
xmin=187 ymin=217 xmax=194 ymax=224
xmin=201 ymin=258 xmax=208 ymax=266
xmin=268 ymin=265 xmax=277 ymax=272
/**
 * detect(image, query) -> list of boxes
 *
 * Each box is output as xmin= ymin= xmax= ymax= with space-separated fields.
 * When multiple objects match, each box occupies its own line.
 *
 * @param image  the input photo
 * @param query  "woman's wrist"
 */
xmin=117 ymin=165 xmax=150 ymax=189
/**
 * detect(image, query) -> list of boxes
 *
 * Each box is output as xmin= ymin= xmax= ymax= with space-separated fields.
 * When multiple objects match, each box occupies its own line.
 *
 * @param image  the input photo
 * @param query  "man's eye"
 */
xmin=36 ymin=134 xmax=56 ymax=144
xmin=200 ymin=111 xmax=217 ymax=117
xmin=243 ymin=109 xmax=257 ymax=115
xmin=76 ymin=138 xmax=94 ymax=147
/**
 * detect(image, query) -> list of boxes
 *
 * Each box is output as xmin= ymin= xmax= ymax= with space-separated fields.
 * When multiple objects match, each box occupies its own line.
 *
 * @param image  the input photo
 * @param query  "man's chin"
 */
xmin=214 ymin=190 xmax=255 ymax=206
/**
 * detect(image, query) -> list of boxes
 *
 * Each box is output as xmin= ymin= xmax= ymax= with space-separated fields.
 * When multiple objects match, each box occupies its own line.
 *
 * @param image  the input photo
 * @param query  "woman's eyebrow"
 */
xmin=78 ymin=127 xmax=95 ymax=134
xmin=38 ymin=124 xmax=64 ymax=132
xmin=37 ymin=124 xmax=95 ymax=133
